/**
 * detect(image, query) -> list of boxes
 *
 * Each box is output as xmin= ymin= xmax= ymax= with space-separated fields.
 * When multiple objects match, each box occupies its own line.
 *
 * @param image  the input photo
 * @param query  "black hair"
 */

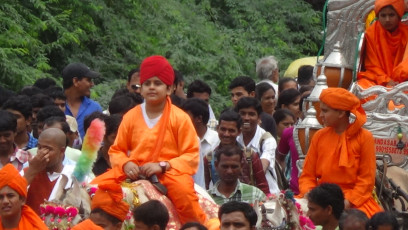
xmin=111 ymin=89 xmax=143 ymax=104
xmin=218 ymin=110 xmax=242 ymax=130
xmin=214 ymin=144 xmax=243 ymax=162
xmin=255 ymin=82 xmax=275 ymax=101
xmin=44 ymin=116 xmax=70 ymax=134
xmin=19 ymin=86 xmax=43 ymax=97
xmin=0 ymin=86 xmax=16 ymax=108
xmin=273 ymin=109 xmax=295 ymax=125
xmin=36 ymin=105 xmax=66 ymax=123
xmin=44 ymin=86 xmax=66 ymax=100
xmin=278 ymin=77 xmax=298 ymax=93
xmin=180 ymin=222 xmax=207 ymax=230
xmin=91 ymin=208 xmax=121 ymax=225
xmin=0 ymin=110 xmax=17 ymax=132
xmin=297 ymin=65 xmax=314 ymax=86
xmin=218 ymin=201 xmax=257 ymax=227
xmin=366 ymin=212 xmax=399 ymax=230
xmin=338 ymin=209 xmax=368 ymax=230
xmin=299 ymin=85 xmax=314 ymax=95
xmin=181 ymin=98 xmax=210 ymax=124
xmin=276 ymin=88 xmax=301 ymax=109
xmin=33 ymin=77 xmax=57 ymax=90
xmin=173 ymin=69 xmax=184 ymax=86
xmin=170 ymin=94 xmax=186 ymax=108
xmin=127 ymin=68 xmax=140 ymax=83
xmin=228 ymin=76 xmax=255 ymax=93
xmin=2 ymin=95 xmax=33 ymax=119
xmin=187 ymin=80 xmax=212 ymax=98
xmin=307 ymin=183 xmax=345 ymax=220
xmin=31 ymin=93 xmax=54 ymax=109
xmin=133 ymin=200 xmax=169 ymax=230
xmin=108 ymin=95 xmax=137 ymax=115
xmin=83 ymin=112 xmax=108 ymax=134
xmin=105 ymin=114 xmax=122 ymax=136
xmin=235 ymin=97 xmax=262 ymax=116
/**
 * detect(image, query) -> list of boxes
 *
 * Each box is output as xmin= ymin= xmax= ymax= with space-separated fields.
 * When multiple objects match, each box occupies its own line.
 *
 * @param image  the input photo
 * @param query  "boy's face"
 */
xmin=378 ymin=6 xmax=400 ymax=33
xmin=306 ymin=200 xmax=331 ymax=227
xmin=141 ymin=76 xmax=172 ymax=105
xmin=0 ymin=131 xmax=16 ymax=155
xmin=0 ymin=186 xmax=25 ymax=220
xmin=319 ymin=102 xmax=343 ymax=128
xmin=54 ymin=98 xmax=66 ymax=113
xmin=220 ymin=211 xmax=253 ymax=230
xmin=230 ymin=87 xmax=252 ymax=106
xmin=74 ymin=77 xmax=94 ymax=97
xmin=217 ymin=120 xmax=240 ymax=145
xmin=6 ymin=109 xmax=29 ymax=134
xmin=237 ymin=107 xmax=259 ymax=135
xmin=90 ymin=212 xmax=122 ymax=230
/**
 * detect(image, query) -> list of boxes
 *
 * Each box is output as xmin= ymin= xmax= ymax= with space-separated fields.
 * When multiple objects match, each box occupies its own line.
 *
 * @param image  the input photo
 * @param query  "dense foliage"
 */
xmin=0 ymin=0 xmax=321 ymax=114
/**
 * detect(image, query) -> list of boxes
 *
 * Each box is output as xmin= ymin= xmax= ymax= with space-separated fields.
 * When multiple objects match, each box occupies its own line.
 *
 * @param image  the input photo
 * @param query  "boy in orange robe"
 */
xmin=298 ymin=88 xmax=382 ymax=217
xmin=92 ymin=56 xmax=210 ymax=225
xmin=0 ymin=164 xmax=48 ymax=230
xmin=358 ymin=0 xmax=408 ymax=88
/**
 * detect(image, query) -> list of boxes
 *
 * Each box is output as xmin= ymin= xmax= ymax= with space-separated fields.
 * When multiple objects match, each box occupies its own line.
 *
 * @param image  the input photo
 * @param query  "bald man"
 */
xmin=23 ymin=128 xmax=76 ymax=215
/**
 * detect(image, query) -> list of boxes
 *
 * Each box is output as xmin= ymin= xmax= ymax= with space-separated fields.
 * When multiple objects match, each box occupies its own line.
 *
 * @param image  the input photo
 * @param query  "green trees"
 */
xmin=0 ymin=0 xmax=321 ymax=113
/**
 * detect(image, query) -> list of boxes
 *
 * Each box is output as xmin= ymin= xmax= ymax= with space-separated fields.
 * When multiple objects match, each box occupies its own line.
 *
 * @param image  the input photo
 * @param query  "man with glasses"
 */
xmin=126 ymin=68 xmax=141 ymax=94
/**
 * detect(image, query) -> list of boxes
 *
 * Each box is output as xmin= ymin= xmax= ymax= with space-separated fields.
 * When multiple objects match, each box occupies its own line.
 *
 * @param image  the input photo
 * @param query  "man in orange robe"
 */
xmin=298 ymin=88 xmax=382 ymax=217
xmin=72 ymin=183 xmax=129 ymax=230
xmin=358 ymin=0 xmax=408 ymax=88
xmin=0 ymin=164 xmax=48 ymax=230
xmin=92 ymin=56 xmax=210 ymax=226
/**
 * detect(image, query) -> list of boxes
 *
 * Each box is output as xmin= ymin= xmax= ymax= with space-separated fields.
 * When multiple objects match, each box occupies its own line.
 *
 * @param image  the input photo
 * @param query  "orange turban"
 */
xmin=320 ymin=88 xmax=367 ymax=167
xmin=375 ymin=0 xmax=405 ymax=18
xmin=0 ymin=164 xmax=28 ymax=198
xmin=140 ymin=55 xmax=175 ymax=86
xmin=91 ymin=183 xmax=129 ymax=222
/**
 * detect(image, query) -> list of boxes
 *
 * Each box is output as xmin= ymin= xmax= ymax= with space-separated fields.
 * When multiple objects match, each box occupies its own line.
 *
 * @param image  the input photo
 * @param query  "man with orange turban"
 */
xmin=0 ymin=164 xmax=48 ymax=230
xmin=358 ymin=0 xmax=408 ymax=88
xmin=298 ymin=88 xmax=382 ymax=217
xmin=91 ymin=56 xmax=216 ymax=228
xmin=72 ymin=183 xmax=129 ymax=230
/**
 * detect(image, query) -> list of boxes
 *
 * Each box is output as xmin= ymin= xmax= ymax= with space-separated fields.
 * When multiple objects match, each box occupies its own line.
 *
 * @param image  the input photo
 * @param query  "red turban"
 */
xmin=140 ymin=55 xmax=174 ymax=86
xmin=0 ymin=164 xmax=28 ymax=198
xmin=375 ymin=0 xmax=405 ymax=18
xmin=91 ymin=183 xmax=129 ymax=222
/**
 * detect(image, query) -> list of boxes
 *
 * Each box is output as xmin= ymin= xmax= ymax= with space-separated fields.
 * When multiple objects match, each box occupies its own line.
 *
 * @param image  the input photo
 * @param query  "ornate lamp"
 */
xmin=303 ymin=73 xmax=328 ymax=125
xmin=294 ymin=105 xmax=323 ymax=156
xmin=315 ymin=41 xmax=353 ymax=89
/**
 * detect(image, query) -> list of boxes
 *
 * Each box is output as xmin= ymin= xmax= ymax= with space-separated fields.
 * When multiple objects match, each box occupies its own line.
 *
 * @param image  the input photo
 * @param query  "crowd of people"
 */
xmin=0 ymin=0 xmax=407 ymax=229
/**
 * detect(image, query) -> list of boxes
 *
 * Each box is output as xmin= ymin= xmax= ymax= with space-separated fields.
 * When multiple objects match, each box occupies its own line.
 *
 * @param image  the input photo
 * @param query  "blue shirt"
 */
xmin=24 ymin=132 xmax=38 ymax=150
xmin=65 ymin=96 xmax=102 ymax=139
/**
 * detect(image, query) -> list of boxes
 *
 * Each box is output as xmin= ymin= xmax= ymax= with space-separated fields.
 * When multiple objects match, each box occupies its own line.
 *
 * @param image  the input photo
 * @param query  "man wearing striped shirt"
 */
xmin=208 ymin=144 xmax=266 ymax=206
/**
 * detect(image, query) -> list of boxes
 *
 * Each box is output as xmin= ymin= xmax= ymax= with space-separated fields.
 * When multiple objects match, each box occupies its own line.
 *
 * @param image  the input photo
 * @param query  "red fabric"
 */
xmin=140 ymin=55 xmax=174 ymax=86
xmin=26 ymin=171 xmax=57 ymax=215
xmin=71 ymin=219 xmax=104 ymax=230
xmin=375 ymin=0 xmax=405 ymax=18
xmin=91 ymin=183 xmax=129 ymax=221
xmin=0 ymin=164 xmax=27 ymax=197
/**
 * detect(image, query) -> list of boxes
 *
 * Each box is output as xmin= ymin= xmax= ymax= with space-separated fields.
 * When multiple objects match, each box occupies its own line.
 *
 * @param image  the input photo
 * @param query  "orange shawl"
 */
xmin=71 ymin=219 xmax=103 ymax=230
xmin=358 ymin=0 xmax=408 ymax=87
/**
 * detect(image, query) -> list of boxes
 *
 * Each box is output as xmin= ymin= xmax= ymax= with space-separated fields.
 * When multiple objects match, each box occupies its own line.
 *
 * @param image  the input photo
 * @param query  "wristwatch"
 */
xmin=159 ymin=161 xmax=167 ymax=174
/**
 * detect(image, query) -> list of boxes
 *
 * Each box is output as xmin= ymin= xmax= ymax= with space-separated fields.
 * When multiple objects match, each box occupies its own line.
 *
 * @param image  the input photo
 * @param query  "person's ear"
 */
xmin=166 ymin=85 xmax=172 ymax=96
xmin=73 ymin=77 xmax=80 ymax=86
xmin=151 ymin=224 xmax=161 ymax=230
xmin=326 ymin=205 xmax=333 ymax=216
xmin=249 ymin=91 xmax=255 ymax=97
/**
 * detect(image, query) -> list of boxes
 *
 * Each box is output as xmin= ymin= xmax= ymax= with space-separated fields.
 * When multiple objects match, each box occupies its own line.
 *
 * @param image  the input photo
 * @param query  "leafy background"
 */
xmin=0 ymin=0 xmax=322 ymax=115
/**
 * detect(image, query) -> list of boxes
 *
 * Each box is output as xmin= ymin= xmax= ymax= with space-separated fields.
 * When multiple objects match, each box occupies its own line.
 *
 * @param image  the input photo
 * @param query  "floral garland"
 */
xmin=40 ymin=204 xmax=79 ymax=230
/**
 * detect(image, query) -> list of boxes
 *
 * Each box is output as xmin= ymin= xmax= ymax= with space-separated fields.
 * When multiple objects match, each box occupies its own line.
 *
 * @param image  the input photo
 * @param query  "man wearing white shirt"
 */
xmin=181 ymin=98 xmax=220 ymax=188
xmin=235 ymin=97 xmax=279 ymax=194
xmin=23 ymin=128 xmax=76 ymax=215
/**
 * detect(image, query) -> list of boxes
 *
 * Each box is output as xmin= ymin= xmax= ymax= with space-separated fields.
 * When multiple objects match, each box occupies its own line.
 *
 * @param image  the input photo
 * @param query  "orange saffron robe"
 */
xmin=92 ymin=97 xmax=206 ymax=224
xmin=71 ymin=219 xmax=103 ymax=230
xmin=0 ymin=205 xmax=48 ymax=230
xmin=358 ymin=20 xmax=408 ymax=88
xmin=298 ymin=127 xmax=382 ymax=217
